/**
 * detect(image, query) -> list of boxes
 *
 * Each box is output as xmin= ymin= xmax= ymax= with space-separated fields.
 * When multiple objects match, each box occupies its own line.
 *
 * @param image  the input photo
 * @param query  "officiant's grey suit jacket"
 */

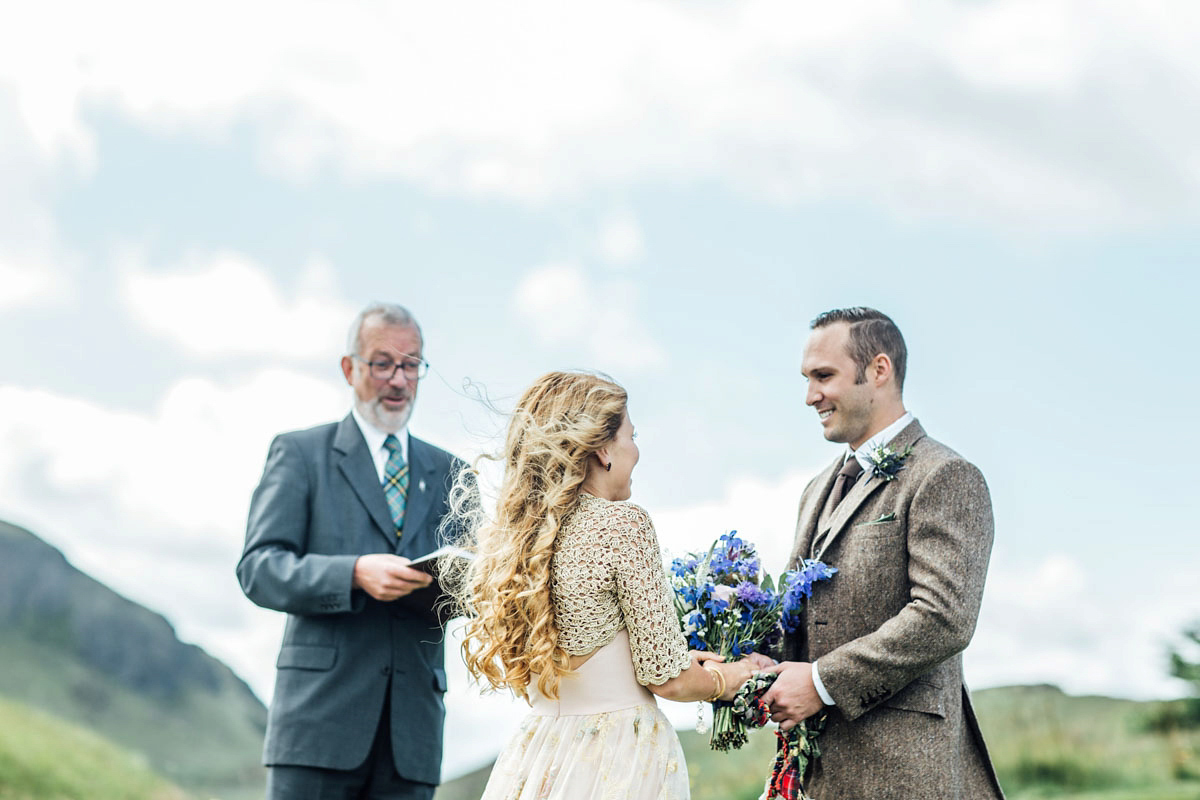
xmin=237 ymin=414 xmax=464 ymax=785
xmin=786 ymin=419 xmax=1005 ymax=800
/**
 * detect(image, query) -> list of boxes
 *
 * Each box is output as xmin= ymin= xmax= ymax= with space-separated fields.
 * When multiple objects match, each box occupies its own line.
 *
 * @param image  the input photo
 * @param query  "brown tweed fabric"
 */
xmin=785 ymin=419 xmax=1005 ymax=800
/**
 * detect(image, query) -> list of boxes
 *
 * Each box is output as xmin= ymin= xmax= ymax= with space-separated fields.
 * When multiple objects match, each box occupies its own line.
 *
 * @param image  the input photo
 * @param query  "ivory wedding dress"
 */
xmin=480 ymin=493 xmax=692 ymax=800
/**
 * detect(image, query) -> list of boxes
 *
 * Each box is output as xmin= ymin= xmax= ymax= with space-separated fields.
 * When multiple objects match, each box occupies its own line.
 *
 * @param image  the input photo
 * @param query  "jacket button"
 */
xmin=380 ymin=666 xmax=391 ymax=676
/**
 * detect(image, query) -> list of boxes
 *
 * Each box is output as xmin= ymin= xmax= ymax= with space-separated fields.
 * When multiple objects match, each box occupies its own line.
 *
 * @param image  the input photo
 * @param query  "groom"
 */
xmin=764 ymin=307 xmax=1004 ymax=799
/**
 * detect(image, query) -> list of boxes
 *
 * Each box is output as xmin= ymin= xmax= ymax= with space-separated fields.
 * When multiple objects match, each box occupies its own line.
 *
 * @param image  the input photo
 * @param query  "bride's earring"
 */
xmin=604 ymin=462 xmax=612 ymax=472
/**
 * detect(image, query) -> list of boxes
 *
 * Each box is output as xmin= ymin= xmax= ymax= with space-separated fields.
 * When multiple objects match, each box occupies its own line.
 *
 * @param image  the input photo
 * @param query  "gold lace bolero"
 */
xmin=551 ymin=493 xmax=691 ymax=686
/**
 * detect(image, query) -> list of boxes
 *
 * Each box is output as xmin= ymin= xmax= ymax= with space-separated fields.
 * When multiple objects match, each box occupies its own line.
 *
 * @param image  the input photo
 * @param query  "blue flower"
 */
xmin=780 ymin=559 xmax=837 ymax=633
xmin=670 ymin=555 xmax=700 ymax=578
xmin=682 ymin=609 xmax=705 ymax=636
xmin=675 ymin=584 xmax=702 ymax=607
xmin=705 ymin=593 xmax=731 ymax=614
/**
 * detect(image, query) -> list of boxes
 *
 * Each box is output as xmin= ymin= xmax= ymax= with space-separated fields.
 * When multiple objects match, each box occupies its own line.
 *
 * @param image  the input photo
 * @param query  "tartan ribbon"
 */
xmin=729 ymin=672 xmax=826 ymax=800
xmin=382 ymin=434 xmax=409 ymax=537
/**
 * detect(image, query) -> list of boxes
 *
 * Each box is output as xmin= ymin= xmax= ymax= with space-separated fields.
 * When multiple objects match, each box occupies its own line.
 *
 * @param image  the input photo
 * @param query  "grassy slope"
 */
xmin=0 ymin=694 xmax=189 ymax=800
xmin=973 ymin=684 xmax=1200 ymax=799
xmin=435 ymin=686 xmax=1200 ymax=800
xmin=0 ymin=632 xmax=265 ymax=800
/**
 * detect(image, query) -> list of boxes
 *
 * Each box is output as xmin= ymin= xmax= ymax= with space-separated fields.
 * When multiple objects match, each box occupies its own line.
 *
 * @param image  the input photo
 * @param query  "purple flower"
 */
xmin=735 ymin=580 xmax=773 ymax=609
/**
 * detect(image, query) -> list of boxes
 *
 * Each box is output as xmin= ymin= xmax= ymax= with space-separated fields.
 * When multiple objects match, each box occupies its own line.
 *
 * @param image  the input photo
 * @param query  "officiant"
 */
xmin=237 ymin=302 xmax=468 ymax=800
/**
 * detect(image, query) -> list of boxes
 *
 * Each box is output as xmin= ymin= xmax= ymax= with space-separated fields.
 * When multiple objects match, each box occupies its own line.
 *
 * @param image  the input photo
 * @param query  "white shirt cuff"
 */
xmin=811 ymin=660 xmax=836 ymax=706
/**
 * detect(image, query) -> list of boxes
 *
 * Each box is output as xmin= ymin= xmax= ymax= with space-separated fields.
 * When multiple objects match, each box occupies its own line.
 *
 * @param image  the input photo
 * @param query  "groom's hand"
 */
xmin=353 ymin=554 xmax=433 ymax=601
xmin=744 ymin=652 xmax=777 ymax=671
xmin=762 ymin=661 xmax=824 ymax=730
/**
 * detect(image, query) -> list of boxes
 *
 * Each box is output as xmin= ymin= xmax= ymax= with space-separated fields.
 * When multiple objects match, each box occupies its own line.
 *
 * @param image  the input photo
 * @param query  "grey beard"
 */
xmin=356 ymin=396 xmax=413 ymax=433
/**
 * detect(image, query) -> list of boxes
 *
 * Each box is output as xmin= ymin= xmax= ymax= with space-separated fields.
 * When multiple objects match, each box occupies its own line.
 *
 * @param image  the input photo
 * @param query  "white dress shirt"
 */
xmin=812 ymin=410 xmax=914 ymax=707
xmin=351 ymin=407 xmax=409 ymax=483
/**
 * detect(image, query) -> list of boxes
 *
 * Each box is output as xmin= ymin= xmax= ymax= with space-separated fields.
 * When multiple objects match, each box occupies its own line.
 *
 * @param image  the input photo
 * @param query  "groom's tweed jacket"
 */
xmin=786 ymin=419 xmax=1005 ymax=800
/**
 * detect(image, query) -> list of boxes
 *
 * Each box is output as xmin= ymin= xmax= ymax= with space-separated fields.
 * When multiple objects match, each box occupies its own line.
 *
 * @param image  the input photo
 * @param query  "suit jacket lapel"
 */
xmin=789 ymin=457 xmax=842 ymax=566
xmin=396 ymin=435 xmax=439 ymax=556
xmin=816 ymin=418 xmax=927 ymax=558
xmin=333 ymin=415 xmax=396 ymax=546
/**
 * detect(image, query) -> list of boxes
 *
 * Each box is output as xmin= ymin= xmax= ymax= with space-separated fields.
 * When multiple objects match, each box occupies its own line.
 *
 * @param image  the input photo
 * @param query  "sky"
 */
xmin=2 ymin=0 xmax=1199 ymax=780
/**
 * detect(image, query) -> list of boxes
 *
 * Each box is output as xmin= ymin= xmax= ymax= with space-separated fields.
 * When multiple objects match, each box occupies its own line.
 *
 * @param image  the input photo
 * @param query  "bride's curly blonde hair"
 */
xmin=447 ymin=371 xmax=627 ymax=700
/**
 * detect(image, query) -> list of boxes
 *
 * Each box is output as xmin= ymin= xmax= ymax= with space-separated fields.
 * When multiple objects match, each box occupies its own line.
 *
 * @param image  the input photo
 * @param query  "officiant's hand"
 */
xmin=353 ymin=554 xmax=433 ymax=601
xmin=762 ymin=661 xmax=824 ymax=730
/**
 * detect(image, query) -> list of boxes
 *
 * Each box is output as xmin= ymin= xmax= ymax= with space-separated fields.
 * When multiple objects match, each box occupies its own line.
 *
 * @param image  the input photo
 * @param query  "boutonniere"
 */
xmin=865 ymin=512 xmax=896 ymax=525
xmin=864 ymin=443 xmax=913 ymax=483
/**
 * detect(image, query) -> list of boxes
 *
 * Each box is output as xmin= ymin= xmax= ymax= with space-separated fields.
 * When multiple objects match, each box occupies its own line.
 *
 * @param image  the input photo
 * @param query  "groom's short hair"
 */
xmin=811 ymin=307 xmax=907 ymax=392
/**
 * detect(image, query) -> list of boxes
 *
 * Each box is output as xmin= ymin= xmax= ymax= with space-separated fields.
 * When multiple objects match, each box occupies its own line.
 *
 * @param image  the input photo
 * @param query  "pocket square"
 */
xmin=866 ymin=512 xmax=896 ymax=525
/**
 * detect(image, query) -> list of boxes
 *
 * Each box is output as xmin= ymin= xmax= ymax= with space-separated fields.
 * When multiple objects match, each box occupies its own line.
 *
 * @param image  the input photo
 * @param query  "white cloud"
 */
xmin=513 ymin=262 xmax=591 ymax=342
xmin=514 ymin=263 xmax=667 ymax=370
xmin=119 ymin=250 xmax=356 ymax=361
xmin=654 ymin=471 xmax=815 ymax=575
xmin=598 ymin=212 xmax=645 ymax=267
xmin=1 ymin=0 xmax=1198 ymax=226
xmin=969 ymin=552 xmax=1199 ymax=700
xmin=0 ymin=91 xmax=73 ymax=311
xmin=0 ymin=259 xmax=67 ymax=311
xmin=0 ymin=372 xmax=345 ymax=542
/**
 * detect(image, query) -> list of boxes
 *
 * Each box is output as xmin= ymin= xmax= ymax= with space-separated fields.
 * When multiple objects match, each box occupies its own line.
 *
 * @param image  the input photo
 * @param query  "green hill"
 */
xmin=0 ymin=521 xmax=266 ymax=800
xmin=973 ymin=684 xmax=1200 ymax=799
xmin=435 ymin=685 xmax=1200 ymax=800
xmin=0 ymin=693 xmax=189 ymax=800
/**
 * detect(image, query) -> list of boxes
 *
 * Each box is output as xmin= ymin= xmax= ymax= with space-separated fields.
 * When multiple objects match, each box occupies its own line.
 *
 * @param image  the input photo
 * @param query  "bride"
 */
xmin=449 ymin=371 xmax=764 ymax=799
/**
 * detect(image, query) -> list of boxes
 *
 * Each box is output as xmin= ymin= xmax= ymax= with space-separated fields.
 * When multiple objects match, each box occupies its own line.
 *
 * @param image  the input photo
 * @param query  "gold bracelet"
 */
xmin=702 ymin=663 xmax=725 ymax=702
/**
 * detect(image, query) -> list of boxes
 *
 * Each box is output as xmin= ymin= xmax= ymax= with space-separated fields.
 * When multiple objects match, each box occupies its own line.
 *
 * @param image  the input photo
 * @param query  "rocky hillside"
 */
xmin=0 ymin=520 xmax=266 ymax=799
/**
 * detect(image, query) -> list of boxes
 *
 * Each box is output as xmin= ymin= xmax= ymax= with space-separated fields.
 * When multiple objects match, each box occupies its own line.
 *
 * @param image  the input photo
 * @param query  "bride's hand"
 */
xmin=715 ymin=659 xmax=756 ymax=701
xmin=690 ymin=650 xmax=725 ymax=667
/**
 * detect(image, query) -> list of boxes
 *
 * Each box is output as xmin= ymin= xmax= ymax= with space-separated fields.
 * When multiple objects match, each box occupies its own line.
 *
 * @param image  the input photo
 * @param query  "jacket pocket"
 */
xmin=852 ymin=520 xmax=902 ymax=541
xmin=276 ymin=644 xmax=337 ymax=671
xmin=884 ymin=679 xmax=945 ymax=718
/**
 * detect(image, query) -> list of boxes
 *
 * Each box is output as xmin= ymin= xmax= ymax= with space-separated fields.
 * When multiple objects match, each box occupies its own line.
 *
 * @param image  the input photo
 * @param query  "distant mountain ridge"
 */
xmin=0 ymin=519 xmax=267 ymax=799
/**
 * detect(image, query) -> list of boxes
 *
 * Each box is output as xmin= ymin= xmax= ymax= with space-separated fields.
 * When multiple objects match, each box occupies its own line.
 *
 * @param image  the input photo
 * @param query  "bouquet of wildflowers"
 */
xmin=754 ymin=558 xmax=839 ymax=798
xmin=670 ymin=533 xmax=836 ymax=751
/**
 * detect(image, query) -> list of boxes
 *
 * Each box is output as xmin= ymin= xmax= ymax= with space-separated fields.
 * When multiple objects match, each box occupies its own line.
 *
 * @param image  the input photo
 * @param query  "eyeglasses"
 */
xmin=352 ymin=354 xmax=429 ymax=381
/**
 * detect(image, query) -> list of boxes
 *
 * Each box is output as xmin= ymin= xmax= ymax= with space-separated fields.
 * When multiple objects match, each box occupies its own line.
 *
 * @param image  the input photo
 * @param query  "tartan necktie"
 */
xmin=829 ymin=455 xmax=864 ymax=509
xmin=383 ymin=434 xmax=409 ymax=538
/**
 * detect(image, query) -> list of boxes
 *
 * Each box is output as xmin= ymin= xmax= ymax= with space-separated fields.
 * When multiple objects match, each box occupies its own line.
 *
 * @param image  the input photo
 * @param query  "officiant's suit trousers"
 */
xmin=238 ymin=414 xmax=466 ymax=796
